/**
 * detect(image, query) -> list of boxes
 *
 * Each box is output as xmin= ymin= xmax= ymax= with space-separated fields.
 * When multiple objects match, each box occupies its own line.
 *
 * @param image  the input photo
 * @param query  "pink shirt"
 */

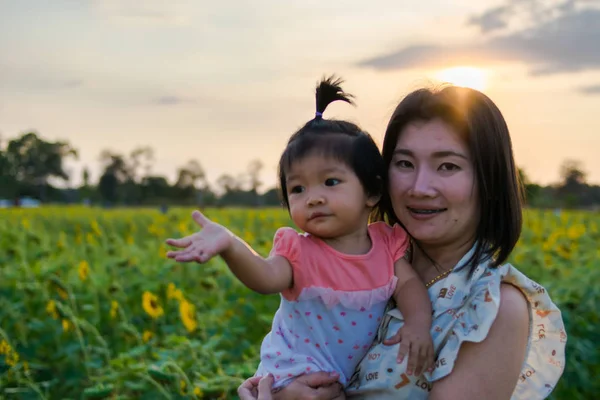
xmin=275 ymin=221 xmax=410 ymax=302
xmin=254 ymin=222 xmax=410 ymax=387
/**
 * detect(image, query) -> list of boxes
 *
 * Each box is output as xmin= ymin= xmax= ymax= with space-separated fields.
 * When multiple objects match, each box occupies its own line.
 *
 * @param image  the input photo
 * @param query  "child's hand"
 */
xmin=384 ymin=322 xmax=434 ymax=377
xmin=165 ymin=210 xmax=233 ymax=263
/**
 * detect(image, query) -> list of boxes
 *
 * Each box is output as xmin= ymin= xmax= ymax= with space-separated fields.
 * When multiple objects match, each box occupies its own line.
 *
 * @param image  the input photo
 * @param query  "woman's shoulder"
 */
xmin=494 ymin=281 xmax=530 ymax=345
xmin=431 ymin=262 xmax=567 ymax=399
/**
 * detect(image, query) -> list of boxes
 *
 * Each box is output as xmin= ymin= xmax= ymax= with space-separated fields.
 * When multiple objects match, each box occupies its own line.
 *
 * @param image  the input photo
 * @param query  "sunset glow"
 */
xmin=435 ymin=67 xmax=488 ymax=91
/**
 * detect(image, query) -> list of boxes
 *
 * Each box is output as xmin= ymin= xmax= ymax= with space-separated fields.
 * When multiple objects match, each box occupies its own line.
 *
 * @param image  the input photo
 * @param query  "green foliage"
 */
xmin=0 ymin=207 xmax=598 ymax=399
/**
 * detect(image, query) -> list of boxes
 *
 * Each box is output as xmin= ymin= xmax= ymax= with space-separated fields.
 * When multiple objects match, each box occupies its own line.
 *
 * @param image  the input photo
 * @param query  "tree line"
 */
xmin=1 ymin=131 xmax=599 ymax=209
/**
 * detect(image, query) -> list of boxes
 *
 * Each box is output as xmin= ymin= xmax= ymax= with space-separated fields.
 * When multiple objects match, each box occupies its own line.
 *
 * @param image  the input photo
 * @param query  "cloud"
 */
xmin=152 ymin=96 xmax=197 ymax=106
xmin=62 ymin=80 xmax=84 ymax=89
xmin=467 ymin=5 xmax=512 ymax=33
xmin=93 ymin=0 xmax=191 ymax=26
xmin=579 ymin=84 xmax=600 ymax=95
xmin=468 ymin=0 xmax=577 ymax=34
xmin=358 ymin=2 xmax=600 ymax=76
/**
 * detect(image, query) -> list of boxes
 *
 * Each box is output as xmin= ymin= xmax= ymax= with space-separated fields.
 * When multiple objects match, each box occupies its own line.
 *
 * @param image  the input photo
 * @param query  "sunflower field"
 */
xmin=0 ymin=206 xmax=598 ymax=399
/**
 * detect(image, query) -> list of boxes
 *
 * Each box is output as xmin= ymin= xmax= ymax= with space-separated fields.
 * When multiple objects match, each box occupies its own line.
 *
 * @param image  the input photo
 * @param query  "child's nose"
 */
xmin=306 ymin=193 xmax=325 ymax=206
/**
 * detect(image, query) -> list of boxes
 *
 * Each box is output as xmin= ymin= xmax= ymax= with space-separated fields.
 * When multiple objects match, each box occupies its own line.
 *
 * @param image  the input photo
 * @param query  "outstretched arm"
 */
xmin=220 ymin=234 xmax=293 ymax=295
xmin=166 ymin=211 xmax=293 ymax=295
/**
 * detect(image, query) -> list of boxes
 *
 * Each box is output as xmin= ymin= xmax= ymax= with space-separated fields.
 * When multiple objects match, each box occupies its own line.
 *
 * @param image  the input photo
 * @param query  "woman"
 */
xmin=238 ymin=84 xmax=567 ymax=400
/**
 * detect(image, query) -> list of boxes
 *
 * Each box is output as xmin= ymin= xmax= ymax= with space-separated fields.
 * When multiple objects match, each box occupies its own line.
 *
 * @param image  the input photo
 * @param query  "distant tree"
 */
xmin=0 ymin=135 xmax=18 ymax=198
xmin=99 ymin=150 xmax=131 ymax=182
xmin=97 ymin=150 xmax=131 ymax=204
xmin=558 ymin=159 xmax=587 ymax=208
xmin=5 ymin=132 xmax=78 ymax=200
xmin=174 ymin=160 xmax=207 ymax=204
xmin=175 ymin=160 xmax=206 ymax=189
xmin=560 ymin=159 xmax=587 ymax=187
xmin=98 ymin=171 xmax=118 ymax=205
xmin=129 ymin=146 xmax=154 ymax=183
xmin=216 ymin=174 xmax=238 ymax=194
xmin=82 ymin=167 xmax=90 ymax=187
xmin=141 ymin=175 xmax=171 ymax=202
xmin=247 ymin=159 xmax=264 ymax=205
xmin=247 ymin=159 xmax=263 ymax=192
xmin=518 ymin=167 xmax=541 ymax=206
xmin=261 ymin=187 xmax=282 ymax=207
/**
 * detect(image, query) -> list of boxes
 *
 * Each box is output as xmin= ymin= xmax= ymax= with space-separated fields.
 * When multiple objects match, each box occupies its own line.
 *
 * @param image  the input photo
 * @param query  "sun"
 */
xmin=434 ymin=67 xmax=488 ymax=91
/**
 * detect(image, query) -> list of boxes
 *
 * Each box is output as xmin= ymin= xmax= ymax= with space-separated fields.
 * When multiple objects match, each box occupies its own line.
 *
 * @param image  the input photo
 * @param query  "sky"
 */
xmin=1 ymin=0 xmax=600 ymax=191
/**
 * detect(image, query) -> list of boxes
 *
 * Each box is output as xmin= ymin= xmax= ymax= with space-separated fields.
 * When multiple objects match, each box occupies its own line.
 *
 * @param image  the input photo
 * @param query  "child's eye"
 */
xmin=325 ymin=178 xmax=340 ymax=186
xmin=289 ymin=185 xmax=304 ymax=194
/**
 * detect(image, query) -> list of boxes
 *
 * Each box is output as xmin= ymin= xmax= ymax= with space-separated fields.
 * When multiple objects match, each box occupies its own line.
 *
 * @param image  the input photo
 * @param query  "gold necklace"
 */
xmin=425 ymin=269 xmax=452 ymax=288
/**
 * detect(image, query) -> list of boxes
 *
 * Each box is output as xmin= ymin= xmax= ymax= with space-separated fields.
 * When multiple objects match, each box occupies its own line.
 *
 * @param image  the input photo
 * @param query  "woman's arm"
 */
xmin=429 ymin=283 xmax=529 ymax=400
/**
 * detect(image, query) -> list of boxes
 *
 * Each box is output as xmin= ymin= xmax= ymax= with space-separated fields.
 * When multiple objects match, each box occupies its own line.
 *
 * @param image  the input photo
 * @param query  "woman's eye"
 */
xmin=289 ymin=185 xmax=304 ymax=194
xmin=395 ymin=160 xmax=413 ymax=169
xmin=325 ymin=178 xmax=340 ymax=186
xmin=439 ymin=163 xmax=460 ymax=171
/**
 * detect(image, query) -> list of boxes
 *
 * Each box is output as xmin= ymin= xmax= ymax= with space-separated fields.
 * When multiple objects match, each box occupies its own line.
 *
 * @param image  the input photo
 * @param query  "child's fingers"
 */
xmin=423 ymin=346 xmax=434 ymax=372
xmin=173 ymin=246 xmax=201 ymax=262
xmin=177 ymin=246 xmax=214 ymax=264
xmin=413 ymin=346 xmax=428 ymax=377
xmin=165 ymin=237 xmax=192 ymax=248
xmin=397 ymin=341 xmax=410 ymax=365
xmin=383 ymin=330 xmax=402 ymax=346
xmin=194 ymin=251 xmax=212 ymax=264
xmin=166 ymin=250 xmax=182 ymax=258
xmin=166 ymin=247 xmax=194 ymax=258
xmin=406 ymin=342 xmax=422 ymax=375
xmin=175 ymin=253 xmax=201 ymax=262
xmin=192 ymin=210 xmax=211 ymax=227
xmin=168 ymin=244 xmax=198 ymax=256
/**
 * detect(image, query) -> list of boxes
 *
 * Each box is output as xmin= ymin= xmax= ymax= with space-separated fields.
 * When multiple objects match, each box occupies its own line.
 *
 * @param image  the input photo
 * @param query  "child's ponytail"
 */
xmin=314 ymin=76 xmax=355 ymax=120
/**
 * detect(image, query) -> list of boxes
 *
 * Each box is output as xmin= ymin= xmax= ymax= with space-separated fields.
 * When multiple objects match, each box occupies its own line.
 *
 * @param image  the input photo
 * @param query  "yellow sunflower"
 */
xmin=142 ymin=330 xmax=153 ymax=343
xmin=142 ymin=291 xmax=164 ymax=319
xmin=110 ymin=300 xmax=119 ymax=319
xmin=46 ymin=300 xmax=59 ymax=319
xmin=62 ymin=319 xmax=72 ymax=332
xmin=0 ymin=340 xmax=10 ymax=355
xmin=180 ymin=380 xmax=187 ymax=395
xmin=167 ymin=283 xmax=184 ymax=301
xmin=179 ymin=300 xmax=197 ymax=333
xmin=78 ymin=260 xmax=90 ymax=281
xmin=57 ymin=287 xmax=69 ymax=300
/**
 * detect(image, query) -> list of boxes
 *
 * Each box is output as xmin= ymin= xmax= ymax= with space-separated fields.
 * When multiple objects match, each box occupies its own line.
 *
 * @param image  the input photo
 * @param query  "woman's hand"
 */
xmin=238 ymin=375 xmax=275 ymax=400
xmin=238 ymin=372 xmax=343 ymax=400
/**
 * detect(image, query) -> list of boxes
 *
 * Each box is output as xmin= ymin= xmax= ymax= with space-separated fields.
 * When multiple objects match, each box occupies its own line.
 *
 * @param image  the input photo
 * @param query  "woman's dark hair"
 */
xmin=376 ymin=85 xmax=523 ymax=270
xmin=278 ymin=76 xmax=385 ymax=209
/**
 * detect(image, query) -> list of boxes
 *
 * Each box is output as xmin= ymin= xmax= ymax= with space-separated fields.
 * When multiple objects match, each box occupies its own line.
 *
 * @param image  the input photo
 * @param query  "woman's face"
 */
xmin=388 ymin=118 xmax=479 ymax=248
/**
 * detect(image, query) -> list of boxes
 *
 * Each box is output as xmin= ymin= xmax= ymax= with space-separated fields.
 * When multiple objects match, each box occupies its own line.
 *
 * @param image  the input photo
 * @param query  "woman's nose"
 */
xmin=409 ymin=169 xmax=437 ymax=198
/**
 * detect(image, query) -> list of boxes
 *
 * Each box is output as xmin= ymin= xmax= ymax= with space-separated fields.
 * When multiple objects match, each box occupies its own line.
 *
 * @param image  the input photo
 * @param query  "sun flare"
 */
xmin=434 ymin=67 xmax=488 ymax=91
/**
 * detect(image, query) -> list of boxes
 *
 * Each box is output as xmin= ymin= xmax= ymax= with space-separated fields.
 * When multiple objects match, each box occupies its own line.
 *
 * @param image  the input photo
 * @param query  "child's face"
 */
xmin=285 ymin=154 xmax=378 ymax=238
